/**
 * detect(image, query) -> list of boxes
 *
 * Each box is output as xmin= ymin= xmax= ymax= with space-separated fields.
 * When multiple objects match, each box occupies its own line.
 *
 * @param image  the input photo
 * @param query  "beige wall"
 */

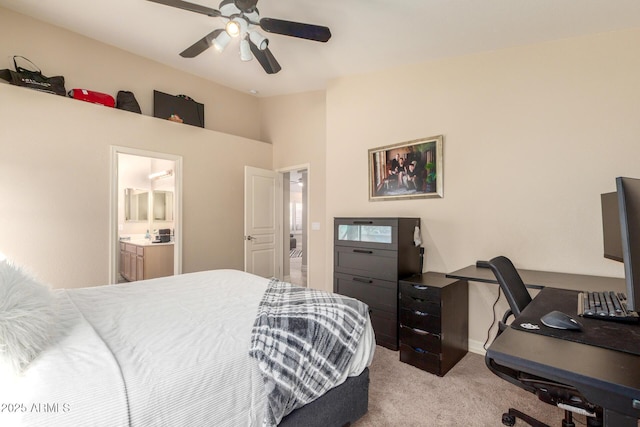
xmin=0 ymin=83 xmax=272 ymax=289
xmin=0 ymin=7 xmax=261 ymax=140
xmin=323 ymin=29 xmax=640 ymax=351
xmin=260 ymin=91 xmax=327 ymax=289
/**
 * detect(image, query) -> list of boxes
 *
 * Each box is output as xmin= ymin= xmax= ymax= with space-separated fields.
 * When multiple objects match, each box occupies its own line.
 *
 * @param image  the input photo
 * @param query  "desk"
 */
xmin=486 ymin=287 xmax=640 ymax=426
xmin=447 ymin=264 xmax=626 ymax=292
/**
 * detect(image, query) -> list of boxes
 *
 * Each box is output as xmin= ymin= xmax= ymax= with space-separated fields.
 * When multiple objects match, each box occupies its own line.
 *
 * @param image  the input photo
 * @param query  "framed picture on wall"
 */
xmin=368 ymin=135 xmax=443 ymax=201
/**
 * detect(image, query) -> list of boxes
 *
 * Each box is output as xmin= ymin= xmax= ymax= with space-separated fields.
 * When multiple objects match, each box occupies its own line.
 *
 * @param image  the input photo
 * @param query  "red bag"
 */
xmin=68 ymin=89 xmax=115 ymax=107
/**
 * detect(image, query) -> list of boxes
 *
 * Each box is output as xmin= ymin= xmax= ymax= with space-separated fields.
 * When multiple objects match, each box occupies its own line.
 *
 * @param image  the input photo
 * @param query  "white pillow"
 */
xmin=0 ymin=260 xmax=56 ymax=374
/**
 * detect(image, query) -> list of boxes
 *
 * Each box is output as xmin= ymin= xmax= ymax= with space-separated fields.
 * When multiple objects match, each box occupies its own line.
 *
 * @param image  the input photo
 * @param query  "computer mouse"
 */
xmin=540 ymin=310 xmax=583 ymax=330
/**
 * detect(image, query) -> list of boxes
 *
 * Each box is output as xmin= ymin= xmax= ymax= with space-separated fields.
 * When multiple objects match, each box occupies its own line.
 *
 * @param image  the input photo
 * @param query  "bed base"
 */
xmin=279 ymin=367 xmax=369 ymax=427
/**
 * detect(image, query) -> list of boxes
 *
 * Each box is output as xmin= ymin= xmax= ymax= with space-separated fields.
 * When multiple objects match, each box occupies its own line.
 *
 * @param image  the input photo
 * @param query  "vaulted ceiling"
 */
xmin=2 ymin=0 xmax=640 ymax=97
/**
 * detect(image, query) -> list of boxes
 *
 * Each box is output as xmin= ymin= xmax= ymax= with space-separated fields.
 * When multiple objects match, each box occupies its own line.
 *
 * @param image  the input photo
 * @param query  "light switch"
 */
xmin=311 ymin=222 xmax=321 ymax=231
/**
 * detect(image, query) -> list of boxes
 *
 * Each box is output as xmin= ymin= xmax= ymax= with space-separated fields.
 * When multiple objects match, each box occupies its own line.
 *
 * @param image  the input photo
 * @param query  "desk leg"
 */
xmin=603 ymin=409 xmax=637 ymax=427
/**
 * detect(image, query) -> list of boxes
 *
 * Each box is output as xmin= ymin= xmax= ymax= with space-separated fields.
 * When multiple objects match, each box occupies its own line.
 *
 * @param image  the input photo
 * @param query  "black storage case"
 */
xmin=153 ymin=90 xmax=204 ymax=128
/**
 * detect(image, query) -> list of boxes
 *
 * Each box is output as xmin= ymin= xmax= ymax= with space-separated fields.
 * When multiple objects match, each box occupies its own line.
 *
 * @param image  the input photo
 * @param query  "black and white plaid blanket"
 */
xmin=249 ymin=278 xmax=369 ymax=426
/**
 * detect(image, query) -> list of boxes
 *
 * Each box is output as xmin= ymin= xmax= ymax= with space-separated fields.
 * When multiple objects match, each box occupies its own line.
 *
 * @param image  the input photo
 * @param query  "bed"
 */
xmin=0 ymin=265 xmax=375 ymax=427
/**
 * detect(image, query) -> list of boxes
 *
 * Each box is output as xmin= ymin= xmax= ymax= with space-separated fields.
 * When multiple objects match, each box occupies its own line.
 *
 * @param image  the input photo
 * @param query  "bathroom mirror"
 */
xmin=125 ymin=188 xmax=149 ymax=222
xmin=125 ymin=189 xmax=174 ymax=222
xmin=153 ymin=190 xmax=174 ymax=221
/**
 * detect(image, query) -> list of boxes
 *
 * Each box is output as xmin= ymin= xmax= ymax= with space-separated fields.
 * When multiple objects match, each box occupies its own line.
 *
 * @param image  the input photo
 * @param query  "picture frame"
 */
xmin=368 ymin=135 xmax=443 ymax=201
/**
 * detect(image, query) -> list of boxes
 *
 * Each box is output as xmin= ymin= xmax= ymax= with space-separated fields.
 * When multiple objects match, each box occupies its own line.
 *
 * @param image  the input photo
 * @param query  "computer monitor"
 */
xmin=601 ymin=177 xmax=640 ymax=312
xmin=601 ymin=191 xmax=623 ymax=262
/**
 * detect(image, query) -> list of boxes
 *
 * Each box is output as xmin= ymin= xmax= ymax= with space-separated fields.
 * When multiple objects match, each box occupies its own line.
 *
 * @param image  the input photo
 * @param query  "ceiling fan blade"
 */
xmin=259 ymin=18 xmax=331 ymax=42
xmin=249 ymin=40 xmax=281 ymax=74
xmin=180 ymin=29 xmax=224 ymax=58
xmin=147 ymin=0 xmax=221 ymax=17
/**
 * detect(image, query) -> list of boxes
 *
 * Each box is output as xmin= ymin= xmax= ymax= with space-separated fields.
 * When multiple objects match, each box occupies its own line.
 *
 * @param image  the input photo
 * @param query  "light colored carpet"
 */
xmin=354 ymin=346 xmax=578 ymax=427
xmin=289 ymin=255 xmax=306 ymax=287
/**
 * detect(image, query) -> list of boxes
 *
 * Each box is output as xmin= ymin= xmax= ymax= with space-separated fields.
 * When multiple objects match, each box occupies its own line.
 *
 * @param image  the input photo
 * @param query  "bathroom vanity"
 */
xmin=120 ymin=241 xmax=174 ymax=282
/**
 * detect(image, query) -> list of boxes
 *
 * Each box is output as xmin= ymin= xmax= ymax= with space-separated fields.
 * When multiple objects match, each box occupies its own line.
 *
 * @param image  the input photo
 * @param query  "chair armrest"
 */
xmin=499 ymin=309 xmax=514 ymax=333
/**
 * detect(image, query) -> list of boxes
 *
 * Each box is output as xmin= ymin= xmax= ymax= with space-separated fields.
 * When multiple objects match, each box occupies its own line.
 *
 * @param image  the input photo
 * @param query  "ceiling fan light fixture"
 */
xmin=213 ymin=30 xmax=231 ymax=52
xmin=225 ymin=20 xmax=241 ymax=37
xmin=240 ymin=38 xmax=252 ymax=61
xmin=226 ymin=17 xmax=248 ymax=38
xmin=249 ymin=30 xmax=268 ymax=51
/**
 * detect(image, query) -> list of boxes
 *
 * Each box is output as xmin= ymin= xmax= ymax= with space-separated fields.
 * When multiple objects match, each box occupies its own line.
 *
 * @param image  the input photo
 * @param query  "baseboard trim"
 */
xmin=468 ymin=339 xmax=486 ymax=356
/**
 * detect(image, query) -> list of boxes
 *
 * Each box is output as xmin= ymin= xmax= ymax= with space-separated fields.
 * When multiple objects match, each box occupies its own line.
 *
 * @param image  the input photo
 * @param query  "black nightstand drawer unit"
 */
xmin=398 ymin=272 xmax=468 ymax=376
xmin=333 ymin=217 xmax=421 ymax=350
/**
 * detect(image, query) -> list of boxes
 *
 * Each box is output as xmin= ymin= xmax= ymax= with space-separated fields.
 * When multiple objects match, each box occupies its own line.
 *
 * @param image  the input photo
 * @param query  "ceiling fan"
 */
xmin=147 ymin=0 xmax=332 ymax=74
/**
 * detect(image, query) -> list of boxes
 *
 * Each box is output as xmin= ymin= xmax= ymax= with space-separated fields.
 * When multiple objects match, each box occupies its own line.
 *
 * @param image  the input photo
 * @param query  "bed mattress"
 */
xmin=0 ymin=269 xmax=375 ymax=426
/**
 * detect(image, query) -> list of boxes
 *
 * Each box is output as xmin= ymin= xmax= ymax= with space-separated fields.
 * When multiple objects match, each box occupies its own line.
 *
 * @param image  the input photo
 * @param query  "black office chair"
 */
xmin=488 ymin=256 xmax=532 ymax=334
xmin=484 ymin=256 xmax=603 ymax=427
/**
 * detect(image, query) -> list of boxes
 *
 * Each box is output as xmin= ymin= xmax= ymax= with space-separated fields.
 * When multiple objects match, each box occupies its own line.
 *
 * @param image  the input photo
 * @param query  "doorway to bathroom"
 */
xmin=109 ymin=146 xmax=183 ymax=284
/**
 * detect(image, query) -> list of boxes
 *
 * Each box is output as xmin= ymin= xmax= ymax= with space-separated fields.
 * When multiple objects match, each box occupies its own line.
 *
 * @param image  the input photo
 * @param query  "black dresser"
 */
xmin=333 ymin=217 xmax=421 ymax=350
xmin=398 ymin=272 xmax=468 ymax=376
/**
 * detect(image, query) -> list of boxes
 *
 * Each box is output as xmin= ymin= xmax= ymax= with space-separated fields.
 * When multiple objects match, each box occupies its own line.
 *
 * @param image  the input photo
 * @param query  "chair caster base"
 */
xmin=586 ymin=417 xmax=603 ymax=427
xmin=502 ymin=408 xmax=551 ymax=427
xmin=502 ymin=413 xmax=516 ymax=426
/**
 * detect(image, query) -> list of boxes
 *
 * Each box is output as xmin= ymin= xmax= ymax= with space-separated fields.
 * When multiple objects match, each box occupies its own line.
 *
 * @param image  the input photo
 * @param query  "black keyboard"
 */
xmin=578 ymin=291 xmax=639 ymax=323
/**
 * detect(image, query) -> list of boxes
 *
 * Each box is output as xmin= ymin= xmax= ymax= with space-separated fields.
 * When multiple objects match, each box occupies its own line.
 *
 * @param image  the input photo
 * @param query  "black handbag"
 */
xmin=116 ymin=90 xmax=142 ymax=113
xmin=0 ymin=56 xmax=66 ymax=96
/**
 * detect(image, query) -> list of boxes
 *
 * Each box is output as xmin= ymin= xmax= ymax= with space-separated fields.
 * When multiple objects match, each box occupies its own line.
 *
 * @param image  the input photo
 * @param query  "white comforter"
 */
xmin=0 ymin=270 xmax=375 ymax=427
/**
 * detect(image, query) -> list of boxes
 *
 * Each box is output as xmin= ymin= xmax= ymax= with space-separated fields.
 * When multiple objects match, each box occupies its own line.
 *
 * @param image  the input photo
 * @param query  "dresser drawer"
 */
xmin=334 ymin=272 xmax=397 ymax=313
xmin=399 ymin=343 xmax=441 ymax=375
xmin=399 ymin=325 xmax=441 ymax=354
xmin=334 ymin=246 xmax=397 ymax=281
xmin=334 ymin=218 xmax=399 ymax=251
xmin=399 ymin=280 xmax=441 ymax=303
xmin=400 ymin=293 xmax=441 ymax=316
xmin=369 ymin=309 xmax=398 ymax=349
xmin=399 ymin=307 xmax=441 ymax=333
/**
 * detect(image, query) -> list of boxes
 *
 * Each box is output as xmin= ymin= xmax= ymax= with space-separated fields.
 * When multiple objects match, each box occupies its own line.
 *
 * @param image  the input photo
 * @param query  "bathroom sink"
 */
xmin=129 ymin=239 xmax=151 ymax=246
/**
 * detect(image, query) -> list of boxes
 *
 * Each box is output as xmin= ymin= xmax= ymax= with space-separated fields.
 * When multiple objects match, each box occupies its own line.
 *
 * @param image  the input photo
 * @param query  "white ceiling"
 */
xmin=2 ymin=0 xmax=640 ymax=97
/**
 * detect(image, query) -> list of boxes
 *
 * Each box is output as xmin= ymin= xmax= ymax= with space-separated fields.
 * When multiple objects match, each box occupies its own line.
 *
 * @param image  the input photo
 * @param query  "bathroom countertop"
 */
xmin=121 ymin=239 xmax=174 ymax=247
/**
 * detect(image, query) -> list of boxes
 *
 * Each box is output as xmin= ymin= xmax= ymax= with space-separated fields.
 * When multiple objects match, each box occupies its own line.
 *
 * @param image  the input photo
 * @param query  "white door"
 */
xmin=244 ymin=166 xmax=282 ymax=278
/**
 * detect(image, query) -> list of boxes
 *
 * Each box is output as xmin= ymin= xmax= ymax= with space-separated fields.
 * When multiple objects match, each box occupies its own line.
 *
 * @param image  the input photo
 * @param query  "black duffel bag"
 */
xmin=116 ymin=90 xmax=142 ymax=114
xmin=0 ymin=56 xmax=66 ymax=96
